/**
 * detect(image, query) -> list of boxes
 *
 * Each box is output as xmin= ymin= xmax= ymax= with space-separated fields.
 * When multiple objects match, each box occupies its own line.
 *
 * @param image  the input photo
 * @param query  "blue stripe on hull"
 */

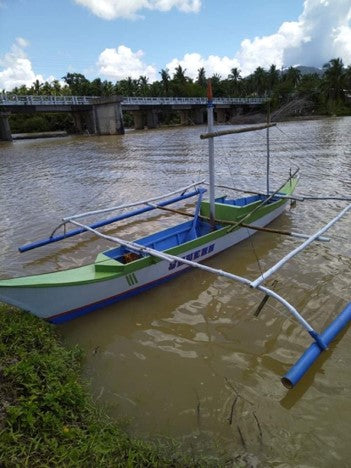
xmin=49 ymin=266 xmax=192 ymax=324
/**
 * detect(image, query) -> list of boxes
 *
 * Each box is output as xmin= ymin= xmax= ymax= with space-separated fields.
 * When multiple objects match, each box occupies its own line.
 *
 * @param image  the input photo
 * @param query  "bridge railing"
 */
xmin=0 ymin=95 xmax=95 ymax=106
xmin=122 ymin=96 xmax=267 ymax=105
xmin=0 ymin=94 xmax=267 ymax=107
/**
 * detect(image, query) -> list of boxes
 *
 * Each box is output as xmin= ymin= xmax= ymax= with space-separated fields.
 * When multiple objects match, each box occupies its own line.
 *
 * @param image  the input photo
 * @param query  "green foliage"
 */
xmin=0 ymin=305 xmax=208 ymax=466
xmin=3 ymin=56 xmax=351 ymax=134
xmin=9 ymin=113 xmax=74 ymax=134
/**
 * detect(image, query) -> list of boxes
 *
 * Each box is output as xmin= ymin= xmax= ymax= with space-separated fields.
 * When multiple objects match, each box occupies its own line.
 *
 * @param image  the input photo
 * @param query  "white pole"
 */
xmin=266 ymin=102 xmax=271 ymax=196
xmin=207 ymin=80 xmax=216 ymax=226
xmin=63 ymin=180 xmax=205 ymax=221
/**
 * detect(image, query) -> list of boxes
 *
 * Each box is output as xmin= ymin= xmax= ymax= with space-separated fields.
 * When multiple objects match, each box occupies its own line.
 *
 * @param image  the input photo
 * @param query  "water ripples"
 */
xmin=1 ymin=118 xmax=351 ymax=465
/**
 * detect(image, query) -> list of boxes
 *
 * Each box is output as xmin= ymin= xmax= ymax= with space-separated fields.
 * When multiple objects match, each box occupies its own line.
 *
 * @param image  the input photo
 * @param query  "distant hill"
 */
xmin=295 ymin=66 xmax=323 ymax=76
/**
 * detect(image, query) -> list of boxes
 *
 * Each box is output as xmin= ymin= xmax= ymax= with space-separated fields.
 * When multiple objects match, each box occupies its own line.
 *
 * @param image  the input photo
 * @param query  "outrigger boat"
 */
xmin=1 ymin=82 xmax=351 ymax=389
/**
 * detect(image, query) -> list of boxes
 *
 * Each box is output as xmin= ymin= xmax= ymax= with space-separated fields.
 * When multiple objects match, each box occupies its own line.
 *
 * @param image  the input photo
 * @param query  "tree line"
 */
xmin=5 ymin=57 xmax=351 ymax=133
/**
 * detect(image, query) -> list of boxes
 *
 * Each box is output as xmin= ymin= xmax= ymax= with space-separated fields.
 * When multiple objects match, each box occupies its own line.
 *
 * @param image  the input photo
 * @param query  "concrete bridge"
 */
xmin=0 ymin=94 xmax=267 ymax=141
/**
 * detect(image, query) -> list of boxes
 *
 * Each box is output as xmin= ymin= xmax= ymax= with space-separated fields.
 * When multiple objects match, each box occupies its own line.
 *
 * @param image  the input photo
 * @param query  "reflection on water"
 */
xmin=1 ymin=118 xmax=351 ymax=465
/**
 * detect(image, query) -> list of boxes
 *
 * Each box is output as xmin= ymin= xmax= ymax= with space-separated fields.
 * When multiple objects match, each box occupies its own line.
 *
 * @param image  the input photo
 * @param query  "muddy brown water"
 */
xmin=1 ymin=118 xmax=351 ymax=466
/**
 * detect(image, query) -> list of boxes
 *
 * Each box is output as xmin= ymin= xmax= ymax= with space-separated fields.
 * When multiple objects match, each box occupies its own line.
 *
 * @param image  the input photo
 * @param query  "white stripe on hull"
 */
xmin=0 ymin=204 xmax=286 ymax=320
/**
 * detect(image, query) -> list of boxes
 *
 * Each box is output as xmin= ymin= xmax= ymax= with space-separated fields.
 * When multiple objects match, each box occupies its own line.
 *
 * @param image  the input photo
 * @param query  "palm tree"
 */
xmin=252 ymin=67 xmax=267 ymax=95
xmin=102 ymin=80 xmax=114 ymax=96
xmin=51 ymin=80 xmax=62 ymax=95
xmin=173 ymin=65 xmax=187 ymax=84
xmin=228 ymin=67 xmax=241 ymax=82
xmin=284 ymin=67 xmax=301 ymax=88
xmin=196 ymin=67 xmax=206 ymax=87
xmin=268 ymin=64 xmax=280 ymax=94
xmin=31 ymin=79 xmax=43 ymax=95
xmin=228 ymin=67 xmax=242 ymax=96
xmin=321 ymin=58 xmax=346 ymax=102
xmin=116 ymin=77 xmax=139 ymax=96
xmin=159 ymin=68 xmax=170 ymax=95
xmin=138 ymin=75 xmax=149 ymax=96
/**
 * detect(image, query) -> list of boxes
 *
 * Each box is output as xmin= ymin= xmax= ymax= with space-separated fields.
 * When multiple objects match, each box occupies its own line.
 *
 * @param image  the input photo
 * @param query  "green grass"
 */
xmin=0 ymin=305 xmax=211 ymax=467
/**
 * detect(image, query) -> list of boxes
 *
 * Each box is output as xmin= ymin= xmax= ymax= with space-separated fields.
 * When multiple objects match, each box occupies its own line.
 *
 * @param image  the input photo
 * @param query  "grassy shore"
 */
xmin=0 ymin=305 xmax=211 ymax=467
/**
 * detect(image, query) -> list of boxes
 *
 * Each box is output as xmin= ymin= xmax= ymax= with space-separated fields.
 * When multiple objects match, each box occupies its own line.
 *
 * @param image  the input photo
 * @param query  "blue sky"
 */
xmin=0 ymin=0 xmax=350 ymax=90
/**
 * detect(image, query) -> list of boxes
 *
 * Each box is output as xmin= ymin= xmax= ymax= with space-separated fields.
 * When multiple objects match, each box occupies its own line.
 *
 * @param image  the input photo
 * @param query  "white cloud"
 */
xmin=97 ymin=45 xmax=157 ymax=81
xmin=165 ymin=0 xmax=351 ymax=78
xmin=0 ymin=38 xmax=46 ymax=91
xmin=237 ymin=0 xmax=351 ymax=73
xmin=74 ymin=0 xmax=200 ymax=20
xmin=166 ymin=53 xmax=241 ymax=80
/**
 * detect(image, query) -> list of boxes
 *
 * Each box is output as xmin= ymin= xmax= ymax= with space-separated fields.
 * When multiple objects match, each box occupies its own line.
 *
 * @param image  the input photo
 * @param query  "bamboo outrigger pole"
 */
xmin=19 ymin=183 xmax=205 ymax=253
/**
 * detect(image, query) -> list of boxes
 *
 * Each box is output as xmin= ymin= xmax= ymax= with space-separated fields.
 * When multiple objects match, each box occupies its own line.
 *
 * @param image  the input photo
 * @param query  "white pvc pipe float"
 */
xmin=64 ymin=179 xmax=205 ymax=221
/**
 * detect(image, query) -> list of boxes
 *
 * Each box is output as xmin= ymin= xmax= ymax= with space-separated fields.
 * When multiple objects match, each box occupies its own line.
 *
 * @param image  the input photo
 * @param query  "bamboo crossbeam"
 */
xmin=204 ymin=182 xmax=305 ymax=201
xmin=239 ymin=223 xmax=330 ymax=242
xmin=200 ymin=123 xmax=277 ymax=140
xmin=147 ymin=202 xmax=330 ymax=242
xmin=207 ymin=183 xmax=351 ymax=203
xmin=251 ymin=202 xmax=351 ymax=288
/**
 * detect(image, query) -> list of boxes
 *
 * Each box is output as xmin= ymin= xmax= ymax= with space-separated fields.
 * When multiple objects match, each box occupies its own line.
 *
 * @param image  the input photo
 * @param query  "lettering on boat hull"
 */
xmin=168 ymin=244 xmax=215 ymax=270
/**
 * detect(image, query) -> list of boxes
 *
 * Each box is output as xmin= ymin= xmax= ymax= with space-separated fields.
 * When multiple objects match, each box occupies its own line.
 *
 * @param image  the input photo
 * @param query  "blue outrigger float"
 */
xmin=1 ymin=82 xmax=351 ymax=389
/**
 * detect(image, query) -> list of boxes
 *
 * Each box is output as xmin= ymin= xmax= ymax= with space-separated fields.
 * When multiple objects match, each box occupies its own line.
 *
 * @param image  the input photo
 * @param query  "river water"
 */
xmin=1 ymin=119 xmax=351 ymax=466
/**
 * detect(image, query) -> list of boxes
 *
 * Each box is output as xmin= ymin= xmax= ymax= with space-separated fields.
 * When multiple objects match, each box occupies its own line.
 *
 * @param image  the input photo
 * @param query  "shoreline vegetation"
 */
xmin=3 ymin=57 xmax=351 ymax=134
xmin=0 ymin=305 xmax=215 ymax=466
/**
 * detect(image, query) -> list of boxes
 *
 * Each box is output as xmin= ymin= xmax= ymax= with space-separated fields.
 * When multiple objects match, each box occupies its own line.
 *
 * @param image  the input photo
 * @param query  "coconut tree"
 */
xmin=267 ymin=64 xmax=280 ymax=94
xmin=138 ymin=75 xmax=149 ymax=96
xmin=284 ymin=66 xmax=302 ymax=89
xmin=159 ymin=68 xmax=170 ymax=96
xmin=252 ymin=67 xmax=267 ymax=95
xmin=173 ymin=65 xmax=188 ymax=84
xmin=116 ymin=77 xmax=139 ymax=96
xmin=31 ymin=79 xmax=43 ymax=95
xmin=321 ymin=58 xmax=346 ymax=102
xmin=196 ymin=67 xmax=207 ymax=88
xmin=172 ymin=65 xmax=191 ymax=96
xmin=228 ymin=67 xmax=242 ymax=96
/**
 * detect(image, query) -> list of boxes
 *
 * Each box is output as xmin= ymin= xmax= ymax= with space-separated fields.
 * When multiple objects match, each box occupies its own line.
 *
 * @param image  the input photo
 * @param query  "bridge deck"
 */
xmin=0 ymin=95 xmax=267 ymax=108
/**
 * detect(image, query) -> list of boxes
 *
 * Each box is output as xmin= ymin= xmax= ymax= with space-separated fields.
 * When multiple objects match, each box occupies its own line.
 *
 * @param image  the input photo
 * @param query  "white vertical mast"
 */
xmin=207 ymin=80 xmax=216 ymax=226
xmin=266 ymin=100 xmax=271 ymax=196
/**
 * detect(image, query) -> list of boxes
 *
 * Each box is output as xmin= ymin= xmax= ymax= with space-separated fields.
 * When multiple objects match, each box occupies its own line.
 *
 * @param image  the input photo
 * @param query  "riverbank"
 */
xmin=12 ymin=131 xmax=68 ymax=140
xmin=0 ymin=305 xmax=211 ymax=466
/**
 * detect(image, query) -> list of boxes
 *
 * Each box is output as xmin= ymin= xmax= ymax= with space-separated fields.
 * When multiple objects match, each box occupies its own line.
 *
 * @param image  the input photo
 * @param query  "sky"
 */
xmin=0 ymin=0 xmax=350 ymax=91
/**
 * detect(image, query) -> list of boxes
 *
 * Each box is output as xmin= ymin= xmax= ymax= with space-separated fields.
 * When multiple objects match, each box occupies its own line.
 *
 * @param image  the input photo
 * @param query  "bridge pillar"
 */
xmin=146 ymin=110 xmax=159 ymax=129
xmin=179 ymin=110 xmax=189 ymax=125
xmin=72 ymin=110 xmax=95 ymax=134
xmin=192 ymin=109 xmax=205 ymax=125
xmin=132 ymin=111 xmax=144 ymax=130
xmin=0 ymin=112 xmax=12 ymax=141
xmin=216 ymin=108 xmax=226 ymax=124
xmin=92 ymin=96 xmax=124 ymax=135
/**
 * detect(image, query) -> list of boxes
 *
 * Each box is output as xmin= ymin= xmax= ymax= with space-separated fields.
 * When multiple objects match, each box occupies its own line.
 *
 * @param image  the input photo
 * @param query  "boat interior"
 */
xmin=104 ymin=219 xmax=218 ymax=264
xmin=215 ymin=193 xmax=280 ymax=206
xmin=103 ymin=192 xmax=281 ymax=264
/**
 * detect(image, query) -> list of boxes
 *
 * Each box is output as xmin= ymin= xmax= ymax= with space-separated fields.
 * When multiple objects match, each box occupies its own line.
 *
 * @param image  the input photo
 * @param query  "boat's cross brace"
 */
xmin=67 ymin=219 xmax=316 ymax=337
xmin=250 ymin=202 xmax=351 ymax=288
xmin=67 ymin=199 xmax=351 ymax=389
